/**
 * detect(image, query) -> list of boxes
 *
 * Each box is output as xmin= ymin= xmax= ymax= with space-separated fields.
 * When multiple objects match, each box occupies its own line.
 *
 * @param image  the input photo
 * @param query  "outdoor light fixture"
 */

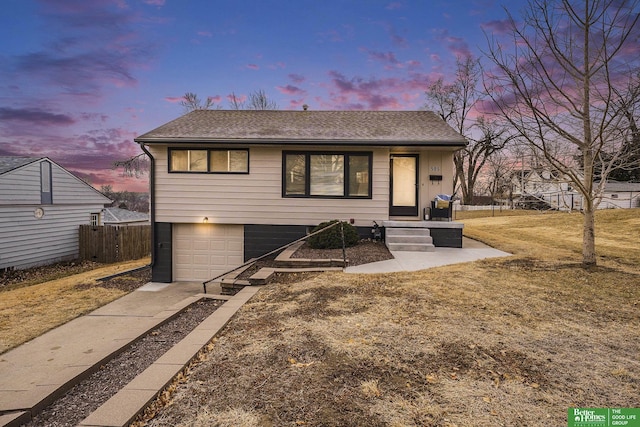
xmin=203 ymin=217 xmax=208 ymax=223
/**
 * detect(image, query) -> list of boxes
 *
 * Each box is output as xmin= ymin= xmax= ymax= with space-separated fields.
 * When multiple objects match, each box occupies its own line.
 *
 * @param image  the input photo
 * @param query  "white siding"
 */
xmin=0 ymin=159 xmax=111 ymax=206
xmin=151 ymin=145 xmax=391 ymax=228
xmin=0 ymin=162 xmax=42 ymax=205
xmin=0 ymin=204 xmax=105 ymax=270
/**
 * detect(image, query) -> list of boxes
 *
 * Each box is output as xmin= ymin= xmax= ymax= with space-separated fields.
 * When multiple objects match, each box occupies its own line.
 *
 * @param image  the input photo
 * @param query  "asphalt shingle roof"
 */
xmin=0 ymin=156 xmax=41 ymax=175
xmin=102 ymin=207 xmax=149 ymax=223
xmin=135 ymin=110 xmax=468 ymax=146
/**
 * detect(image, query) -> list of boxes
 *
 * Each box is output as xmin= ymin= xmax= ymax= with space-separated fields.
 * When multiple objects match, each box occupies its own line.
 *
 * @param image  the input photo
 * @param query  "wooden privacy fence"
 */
xmin=79 ymin=225 xmax=151 ymax=263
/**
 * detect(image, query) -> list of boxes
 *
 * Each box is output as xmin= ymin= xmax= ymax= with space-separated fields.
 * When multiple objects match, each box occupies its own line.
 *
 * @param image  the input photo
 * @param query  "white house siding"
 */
xmin=0 ymin=204 xmax=104 ymax=270
xmin=151 ymin=145 xmax=391 ymax=228
xmin=0 ymin=158 xmax=111 ymax=270
xmin=0 ymin=162 xmax=42 ymax=204
xmin=0 ymin=160 xmax=109 ymax=206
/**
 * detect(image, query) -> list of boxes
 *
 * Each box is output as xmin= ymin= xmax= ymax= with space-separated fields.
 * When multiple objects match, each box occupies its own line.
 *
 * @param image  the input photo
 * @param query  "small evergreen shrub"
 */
xmin=307 ymin=220 xmax=359 ymax=249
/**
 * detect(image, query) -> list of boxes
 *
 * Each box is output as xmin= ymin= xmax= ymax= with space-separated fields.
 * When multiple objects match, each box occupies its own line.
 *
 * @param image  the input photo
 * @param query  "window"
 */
xmin=90 ymin=213 xmax=100 ymax=226
xmin=169 ymin=149 xmax=249 ymax=173
xmin=283 ymin=152 xmax=372 ymax=198
xmin=40 ymin=161 xmax=52 ymax=204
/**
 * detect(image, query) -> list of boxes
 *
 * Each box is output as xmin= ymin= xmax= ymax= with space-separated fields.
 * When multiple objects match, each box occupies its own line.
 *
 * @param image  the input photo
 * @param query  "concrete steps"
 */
xmin=385 ymin=227 xmax=435 ymax=252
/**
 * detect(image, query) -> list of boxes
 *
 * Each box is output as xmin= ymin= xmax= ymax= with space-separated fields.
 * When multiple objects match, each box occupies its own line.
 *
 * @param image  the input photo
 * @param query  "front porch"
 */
xmin=383 ymin=220 xmax=464 ymax=250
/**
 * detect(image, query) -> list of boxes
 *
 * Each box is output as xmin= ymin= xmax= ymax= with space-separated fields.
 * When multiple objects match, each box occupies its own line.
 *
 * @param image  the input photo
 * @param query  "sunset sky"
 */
xmin=0 ymin=0 xmax=530 ymax=192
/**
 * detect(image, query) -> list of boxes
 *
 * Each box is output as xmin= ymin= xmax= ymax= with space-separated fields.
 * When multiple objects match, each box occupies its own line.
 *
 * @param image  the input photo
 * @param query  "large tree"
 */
xmin=425 ymin=55 xmax=513 ymax=204
xmin=485 ymin=0 xmax=640 ymax=266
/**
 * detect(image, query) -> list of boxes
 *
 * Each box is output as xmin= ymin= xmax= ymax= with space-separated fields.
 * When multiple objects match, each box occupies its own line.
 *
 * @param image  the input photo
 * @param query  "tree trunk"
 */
xmin=582 ymin=200 xmax=596 ymax=267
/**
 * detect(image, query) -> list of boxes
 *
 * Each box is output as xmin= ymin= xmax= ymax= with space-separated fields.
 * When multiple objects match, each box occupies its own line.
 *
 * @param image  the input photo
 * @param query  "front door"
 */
xmin=390 ymin=154 xmax=419 ymax=216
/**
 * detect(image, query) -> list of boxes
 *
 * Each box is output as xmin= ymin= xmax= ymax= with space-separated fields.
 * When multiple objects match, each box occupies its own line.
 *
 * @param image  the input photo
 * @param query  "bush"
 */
xmin=307 ymin=220 xmax=360 ymax=249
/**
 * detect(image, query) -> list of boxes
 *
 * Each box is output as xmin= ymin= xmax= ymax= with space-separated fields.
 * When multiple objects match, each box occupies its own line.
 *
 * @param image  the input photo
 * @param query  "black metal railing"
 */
xmin=202 ymin=220 xmax=346 ymax=294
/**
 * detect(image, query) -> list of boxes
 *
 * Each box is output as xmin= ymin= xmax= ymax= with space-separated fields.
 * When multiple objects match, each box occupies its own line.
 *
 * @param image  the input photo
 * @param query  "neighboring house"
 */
xmin=511 ymin=168 xmax=640 ymax=210
xmin=102 ymin=207 xmax=150 ymax=226
xmin=510 ymin=168 xmax=581 ymax=210
xmin=0 ymin=156 xmax=112 ymax=271
xmin=135 ymin=110 xmax=467 ymax=283
xmin=600 ymin=181 xmax=640 ymax=209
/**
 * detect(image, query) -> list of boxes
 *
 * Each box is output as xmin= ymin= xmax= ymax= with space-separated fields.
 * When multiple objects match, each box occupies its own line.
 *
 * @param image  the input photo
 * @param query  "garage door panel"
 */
xmin=173 ymin=224 xmax=244 ymax=282
xmin=228 ymin=255 xmax=243 ymax=265
xmin=227 ymin=241 xmax=243 ymax=251
xmin=175 ymin=239 xmax=193 ymax=250
xmin=193 ymin=240 xmax=210 ymax=251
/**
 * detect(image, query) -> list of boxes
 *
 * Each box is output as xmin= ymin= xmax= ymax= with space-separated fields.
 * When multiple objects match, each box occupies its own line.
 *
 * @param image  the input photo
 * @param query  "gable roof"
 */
xmin=602 ymin=181 xmax=640 ymax=192
xmin=102 ymin=207 xmax=149 ymax=223
xmin=135 ymin=110 xmax=468 ymax=147
xmin=0 ymin=156 xmax=41 ymax=175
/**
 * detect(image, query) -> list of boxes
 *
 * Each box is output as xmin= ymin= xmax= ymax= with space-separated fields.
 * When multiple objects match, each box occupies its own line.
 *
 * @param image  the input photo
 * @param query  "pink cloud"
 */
xmin=197 ymin=30 xmax=212 ymax=37
xmin=446 ymin=36 xmax=472 ymax=58
xmin=322 ymin=70 xmax=440 ymax=110
xmin=386 ymin=2 xmax=403 ymax=10
xmin=164 ymin=96 xmax=183 ymax=103
xmin=246 ymin=64 xmax=259 ymax=70
xmin=288 ymin=73 xmax=305 ymax=83
xmin=276 ymin=85 xmax=307 ymax=96
xmin=481 ymin=19 xmax=512 ymax=36
xmin=143 ymin=0 xmax=165 ymax=5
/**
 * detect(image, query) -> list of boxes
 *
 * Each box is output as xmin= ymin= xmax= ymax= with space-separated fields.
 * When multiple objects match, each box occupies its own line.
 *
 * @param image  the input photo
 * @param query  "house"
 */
xmin=134 ymin=110 xmax=467 ymax=283
xmin=600 ymin=181 xmax=640 ymax=209
xmin=510 ymin=168 xmax=581 ymax=210
xmin=102 ymin=207 xmax=150 ymax=226
xmin=511 ymin=167 xmax=640 ymax=210
xmin=0 ymin=156 xmax=112 ymax=271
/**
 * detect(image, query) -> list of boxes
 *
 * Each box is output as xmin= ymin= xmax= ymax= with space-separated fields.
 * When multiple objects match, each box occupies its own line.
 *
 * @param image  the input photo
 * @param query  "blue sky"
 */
xmin=0 ymin=0 xmax=528 ymax=191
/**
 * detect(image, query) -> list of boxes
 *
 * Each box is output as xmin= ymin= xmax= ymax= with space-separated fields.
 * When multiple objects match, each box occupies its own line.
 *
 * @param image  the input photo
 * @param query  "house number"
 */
xmin=430 ymin=166 xmax=440 ymax=172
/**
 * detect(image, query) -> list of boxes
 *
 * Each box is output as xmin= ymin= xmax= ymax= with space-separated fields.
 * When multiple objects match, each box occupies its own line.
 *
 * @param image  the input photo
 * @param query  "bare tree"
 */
xmin=180 ymin=92 xmax=219 ymax=113
xmin=246 ymin=89 xmax=278 ymax=110
xmin=485 ymin=0 xmax=640 ymax=266
xmin=113 ymin=153 xmax=148 ymax=178
xmin=483 ymin=150 xmax=519 ymax=205
xmin=425 ymin=55 xmax=513 ymax=204
xmin=223 ymin=89 xmax=279 ymax=110
xmin=228 ymin=92 xmax=246 ymax=110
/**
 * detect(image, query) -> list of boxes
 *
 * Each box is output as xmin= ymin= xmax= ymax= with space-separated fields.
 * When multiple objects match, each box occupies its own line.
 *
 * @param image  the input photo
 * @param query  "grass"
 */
xmin=0 ymin=257 xmax=149 ymax=353
xmin=143 ymin=209 xmax=640 ymax=427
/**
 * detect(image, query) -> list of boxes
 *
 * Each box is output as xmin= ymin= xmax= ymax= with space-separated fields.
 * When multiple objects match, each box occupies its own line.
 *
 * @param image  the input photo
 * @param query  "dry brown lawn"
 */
xmin=0 ymin=258 xmax=150 ymax=353
xmin=143 ymin=209 xmax=640 ymax=427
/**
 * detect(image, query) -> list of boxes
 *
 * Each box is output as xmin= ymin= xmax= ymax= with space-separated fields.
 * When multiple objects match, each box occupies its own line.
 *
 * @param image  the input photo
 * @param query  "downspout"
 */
xmin=138 ymin=142 xmax=155 ymax=268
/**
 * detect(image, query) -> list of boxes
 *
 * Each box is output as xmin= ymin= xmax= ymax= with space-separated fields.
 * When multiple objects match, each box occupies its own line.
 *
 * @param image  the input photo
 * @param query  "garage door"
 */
xmin=173 ymin=224 xmax=244 ymax=282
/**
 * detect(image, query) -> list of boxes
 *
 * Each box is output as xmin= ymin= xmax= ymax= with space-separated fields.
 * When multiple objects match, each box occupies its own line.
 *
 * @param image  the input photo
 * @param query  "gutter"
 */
xmin=134 ymin=137 xmax=468 ymax=147
xmin=138 ymin=142 xmax=155 ymax=268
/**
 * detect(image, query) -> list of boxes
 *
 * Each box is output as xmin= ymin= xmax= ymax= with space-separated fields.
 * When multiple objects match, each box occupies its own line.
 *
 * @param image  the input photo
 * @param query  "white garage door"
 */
xmin=173 ymin=224 xmax=244 ymax=282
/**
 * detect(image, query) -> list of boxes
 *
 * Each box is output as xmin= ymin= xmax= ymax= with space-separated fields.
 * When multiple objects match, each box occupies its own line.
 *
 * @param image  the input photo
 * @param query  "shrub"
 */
xmin=307 ymin=220 xmax=359 ymax=249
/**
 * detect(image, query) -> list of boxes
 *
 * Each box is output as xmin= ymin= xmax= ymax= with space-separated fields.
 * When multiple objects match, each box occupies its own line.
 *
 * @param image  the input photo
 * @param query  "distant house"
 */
xmin=511 ymin=167 xmax=640 ymax=210
xmin=0 ymin=156 xmax=112 ymax=271
xmin=102 ymin=207 xmax=150 ymax=226
xmin=510 ymin=168 xmax=581 ymax=210
xmin=600 ymin=181 xmax=640 ymax=209
xmin=135 ymin=110 xmax=467 ymax=283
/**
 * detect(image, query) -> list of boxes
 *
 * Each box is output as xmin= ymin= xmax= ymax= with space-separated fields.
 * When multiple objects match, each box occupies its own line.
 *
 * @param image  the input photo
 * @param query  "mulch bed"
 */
xmin=24 ymin=298 xmax=223 ymax=427
xmin=237 ymin=240 xmax=393 ymax=281
xmin=291 ymin=239 xmax=393 ymax=265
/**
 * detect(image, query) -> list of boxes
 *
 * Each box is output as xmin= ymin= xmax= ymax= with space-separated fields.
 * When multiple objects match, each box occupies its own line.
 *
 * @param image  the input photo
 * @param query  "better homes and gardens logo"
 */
xmin=568 ymin=408 xmax=640 ymax=427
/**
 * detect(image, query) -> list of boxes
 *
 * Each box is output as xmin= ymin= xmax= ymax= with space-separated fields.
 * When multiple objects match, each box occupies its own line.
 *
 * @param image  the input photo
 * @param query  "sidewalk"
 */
xmin=0 ymin=281 xmax=258 ymax=427
xmin=345 ymin=238 xmax=510 ymax=273
xmin=0 ymin=239 xmax=510 ymax=427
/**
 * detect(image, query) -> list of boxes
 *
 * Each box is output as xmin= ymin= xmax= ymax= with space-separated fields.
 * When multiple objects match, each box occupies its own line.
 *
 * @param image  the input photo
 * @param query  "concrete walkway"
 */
xmin=0 ymin=281 xmax=259 ymax=427
xmin=0 ymin=239 xmax=510 ymax=427
xmin=345 ymin=238 xmax=510 ymax=273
